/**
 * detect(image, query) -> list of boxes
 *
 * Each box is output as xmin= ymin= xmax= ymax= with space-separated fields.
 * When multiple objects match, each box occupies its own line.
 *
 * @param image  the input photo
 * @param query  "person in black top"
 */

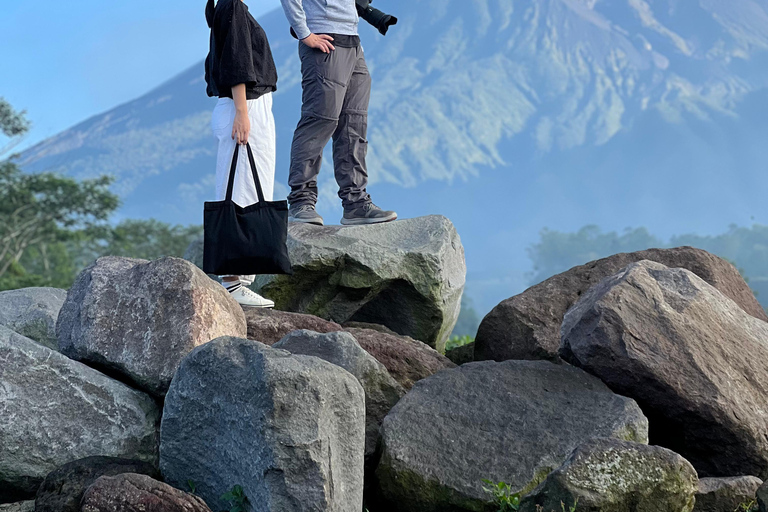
xmin=205 ymin=0 xmax=279 ymax=308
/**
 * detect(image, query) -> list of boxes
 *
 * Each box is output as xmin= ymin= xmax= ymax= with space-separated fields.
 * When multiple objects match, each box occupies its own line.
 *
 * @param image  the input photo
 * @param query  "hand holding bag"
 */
xmin=203 ymin=142 xmax=292 ymax=275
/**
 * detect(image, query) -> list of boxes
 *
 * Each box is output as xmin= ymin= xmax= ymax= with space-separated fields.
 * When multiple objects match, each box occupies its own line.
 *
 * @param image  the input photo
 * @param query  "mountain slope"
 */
xmin=18 ymin=0 xmax=768 ymax=313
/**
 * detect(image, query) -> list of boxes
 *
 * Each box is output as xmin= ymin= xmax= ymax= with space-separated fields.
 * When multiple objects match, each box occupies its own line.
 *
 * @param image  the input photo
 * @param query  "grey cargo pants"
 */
xmin=288 ymin=42 xmax=372 ymax=210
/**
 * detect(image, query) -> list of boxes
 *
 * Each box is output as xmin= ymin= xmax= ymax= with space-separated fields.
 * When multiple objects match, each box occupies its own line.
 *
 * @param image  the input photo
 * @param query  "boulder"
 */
xmin=80 ymin=473 xmax=211 ymax=512
xmin=0 ymin=287 xmax=66 ymax=350
xmin=344 ymin=327 xmax=455 ymax=390
xmin=518 ymin=438 xmax=698 ymax=512
xmin=252 ymin=215 xmax=466 ymax=352
xmin=0 ymin=326 xmax=158 ymax=502
xmin=160 ymin=337 xmax=365 ymax=512
xmin=245 ymin=307 xmax=342 ymax=345
xmin=476 ymin=246 xmax=768 ymax=363
xmin=561 ymin=260 xmax=768 ymax=478
xmin=342 ymin=321 xmax=400 ymax=335
xmin=445 ymin=341 xmax=475 ymax=365
xmin=375 ymin=360 xmax=648 ymax=512
xmin=57 ymin=256 xmax=246 ymax=397
xmin=274 ymin=330 xmax=406 ymax=462
xmin=694 ymin=476 xmax=762 ymax=512
xmin=758 ymin=480 xmax=768 ymax=512
xmin=35 ymin=456 xmax=160 ymax=512
xmin=0 ymin=503 xmax=33 ymax=512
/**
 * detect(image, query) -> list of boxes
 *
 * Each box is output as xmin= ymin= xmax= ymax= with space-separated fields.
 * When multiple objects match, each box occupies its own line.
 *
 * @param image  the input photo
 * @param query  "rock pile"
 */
xmin=4 ymin=228 xmax=768 ymax=512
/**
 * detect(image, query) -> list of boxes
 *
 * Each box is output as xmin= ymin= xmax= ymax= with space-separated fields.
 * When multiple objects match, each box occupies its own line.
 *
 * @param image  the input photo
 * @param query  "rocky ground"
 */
xmin=2 ymin=216 xmax=768 ymax=512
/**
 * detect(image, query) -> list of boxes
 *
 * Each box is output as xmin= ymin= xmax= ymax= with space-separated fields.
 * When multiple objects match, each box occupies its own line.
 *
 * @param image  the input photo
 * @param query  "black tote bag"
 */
xmin=203 ymin=142 xmax=292 ymax=276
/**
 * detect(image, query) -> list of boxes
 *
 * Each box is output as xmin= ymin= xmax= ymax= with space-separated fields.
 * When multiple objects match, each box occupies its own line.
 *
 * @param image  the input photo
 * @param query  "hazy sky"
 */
xmin=0 ymin=0 xmax=281 ymax=152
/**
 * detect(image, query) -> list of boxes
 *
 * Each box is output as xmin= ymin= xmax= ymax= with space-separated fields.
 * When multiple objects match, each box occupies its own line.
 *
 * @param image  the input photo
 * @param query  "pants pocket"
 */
xmin=303 ymin=75 xmax=346 ymax=120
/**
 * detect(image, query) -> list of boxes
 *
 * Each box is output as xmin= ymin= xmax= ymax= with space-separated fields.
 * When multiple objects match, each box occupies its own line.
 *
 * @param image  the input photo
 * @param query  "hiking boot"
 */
xmin=289 ymin=204 xmax=324 ymax=226
xmin=228 ymin=285 xmax=275 ymax=308
xmin=341 ymin=203 xmax=398 ymax=226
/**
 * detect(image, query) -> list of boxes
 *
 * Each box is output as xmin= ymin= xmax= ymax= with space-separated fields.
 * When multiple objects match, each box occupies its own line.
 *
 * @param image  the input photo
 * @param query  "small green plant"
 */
xmin=734 ymin=499 xmax=758 ymax=512
xmin=220 ymin=485 xmax=249 ymax=512
xmin=187 ymin=480 xmax=197 ymax=494
xmin=561 ymin=498 xmax=579 ymax=512
xmin=533 ymin=497 xmax=579 ymax=512
xmin=446 ymin=335 xmax=474 ymax=351
xmin=483 ymin=479 xmax=521 ymax=512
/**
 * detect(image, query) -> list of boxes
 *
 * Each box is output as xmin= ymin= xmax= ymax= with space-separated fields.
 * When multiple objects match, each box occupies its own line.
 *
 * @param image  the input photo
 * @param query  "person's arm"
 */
xmin=279 ymin=0 xmax=335 ymax=52
xmin=231 ymin=83 xmax=250 ymax=144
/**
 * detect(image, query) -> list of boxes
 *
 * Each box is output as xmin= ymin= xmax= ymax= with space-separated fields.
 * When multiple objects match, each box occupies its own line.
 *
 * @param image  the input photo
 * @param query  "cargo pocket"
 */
xmin=304 ymin=74 xmax=346 ymax=120
xmin=354 ymin=137 xmax=368 ymax=165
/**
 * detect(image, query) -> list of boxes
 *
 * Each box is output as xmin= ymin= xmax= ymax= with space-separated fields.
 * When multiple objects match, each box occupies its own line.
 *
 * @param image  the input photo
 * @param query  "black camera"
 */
xmin=355 ymin=0 xmax=398 ymax=36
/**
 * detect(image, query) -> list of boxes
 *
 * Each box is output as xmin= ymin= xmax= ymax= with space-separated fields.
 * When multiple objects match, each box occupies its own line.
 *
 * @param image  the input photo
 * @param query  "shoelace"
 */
xmin=363 ymin=203 xmax=379 ymax=213
xmin=295 ymin=205 xmax=315 ymax=214
xmin=240 ymin=287 xmax=267 ymax=301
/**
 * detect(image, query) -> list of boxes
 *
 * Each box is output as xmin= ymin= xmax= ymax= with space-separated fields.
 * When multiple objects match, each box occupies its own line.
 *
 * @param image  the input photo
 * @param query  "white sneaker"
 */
xmin=229 ymin=286 xmax=275 ymax=308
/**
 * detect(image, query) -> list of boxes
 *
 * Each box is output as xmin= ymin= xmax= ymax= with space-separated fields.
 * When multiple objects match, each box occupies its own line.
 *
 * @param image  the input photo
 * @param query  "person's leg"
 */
xmin=334 ymin=47 xmax=397 ymax=225
xmin=211 ymin=97 xmax=274 ymax=308
xmin=332 ymin=45 xmax=371 ymax=210
xmin=287 ymin=43 xmax=356 ymax=223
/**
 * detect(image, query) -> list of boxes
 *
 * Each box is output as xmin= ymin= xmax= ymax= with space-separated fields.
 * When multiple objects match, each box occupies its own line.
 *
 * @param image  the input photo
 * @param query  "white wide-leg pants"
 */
xmin=212 ymin=93 xmax=276 ymax=284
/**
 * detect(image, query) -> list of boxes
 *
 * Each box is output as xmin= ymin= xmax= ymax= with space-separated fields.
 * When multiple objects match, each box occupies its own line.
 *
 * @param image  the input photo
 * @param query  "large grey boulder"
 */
xmin=251 ymin=216 xmax=465 ymax=353
xmin=160 ymin=337 xmax=365 ymax=512
xmin=344 ymin=327 xmax=455 ymax=390
xmin=375 ymin=360 xmax=648 ymax=512
xmin=694 ymin=476 xmax=762 ymax=512
xmin=561 ymin=260 xmax=768 ymax=478
xmin=0 ymin=287 xmax=66 ymax=350
xmin=476 ymin=246 xmax=768 ymax=363
xmin=57 ymin=256 xmax=246 ymax=397
xmin=0 ymin=326 xmax=158 ymax=502
xmin=519 ymin=438 xmax=698 ymax=512
xmin=35 ymin=456 xmax=160 ymax=512
xmin=274 ymin=330 xmax=406 ymax=463
xmin=245 ymin=307 xmax=343 ymax=345
xmin=81 ymin=473 xmax=212 ymax=512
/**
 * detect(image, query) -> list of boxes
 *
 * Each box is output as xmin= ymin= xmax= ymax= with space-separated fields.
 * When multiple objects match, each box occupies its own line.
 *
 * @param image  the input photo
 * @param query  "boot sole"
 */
xmin=340 ymin=213 xmax=398 ymax=226
xmin=289 ymin=216 xmax=324 ymax=226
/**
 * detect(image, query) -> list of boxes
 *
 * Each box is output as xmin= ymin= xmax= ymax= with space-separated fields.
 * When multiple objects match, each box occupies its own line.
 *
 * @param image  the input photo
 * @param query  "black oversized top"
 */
xmin=205 ymin=0 xmax=278 ymax=100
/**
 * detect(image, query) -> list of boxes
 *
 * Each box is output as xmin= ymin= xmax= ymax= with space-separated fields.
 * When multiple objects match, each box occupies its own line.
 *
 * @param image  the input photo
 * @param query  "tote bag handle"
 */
xmin=224 ymin=142 xmax=266 ymax=204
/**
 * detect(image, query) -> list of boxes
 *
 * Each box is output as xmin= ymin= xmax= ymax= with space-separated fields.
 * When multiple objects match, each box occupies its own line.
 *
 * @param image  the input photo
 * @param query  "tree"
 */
xmin=0 ymin=97 xmax=31 ymax=155
xmin=526 ymin=226 xmax=662 ymax=285
xmin=82 ymin=219 xmax=203 ymax=262
xmin=0 ymin=98 xmax=203 ymax=292
xmin=526 ymin=224 xmax=768 ymax=311
xmin=0 ymin=161 xmax=119 ymax=283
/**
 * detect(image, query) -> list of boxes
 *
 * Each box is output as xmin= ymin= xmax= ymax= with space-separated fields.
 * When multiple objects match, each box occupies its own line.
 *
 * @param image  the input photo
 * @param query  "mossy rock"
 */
xmin=519 ymin=438 xmax=698 ymax=512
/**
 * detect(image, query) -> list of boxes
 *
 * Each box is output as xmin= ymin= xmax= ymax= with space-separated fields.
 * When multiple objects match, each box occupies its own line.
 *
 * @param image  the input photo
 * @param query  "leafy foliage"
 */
xmin=220 ymin=485 xmax=249 ymax=512
xmin=0 ymin=98 xmax=30 ymax=138
xmin=527 ymin=226 xmax=662 ymax=286
xmin=0 ymin=161 xmax=118 ymax=286
xmin=445 ymin=335 xmax=474 ymax=352
xmin=734 ymin=499 xmax=758 ymax=512
xmin=483 ymin=480 xmax=521 ymax=512
xmin=0 ymin=97 xmax=31 ymax=155
xmin=0 ymin=163 xmax=201 ymax=291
